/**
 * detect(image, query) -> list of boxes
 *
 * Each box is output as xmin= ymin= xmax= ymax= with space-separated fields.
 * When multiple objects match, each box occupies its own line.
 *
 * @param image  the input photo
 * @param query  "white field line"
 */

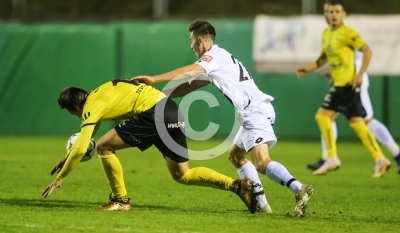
xmin=2 ymin=223 xmax=207 ymax=233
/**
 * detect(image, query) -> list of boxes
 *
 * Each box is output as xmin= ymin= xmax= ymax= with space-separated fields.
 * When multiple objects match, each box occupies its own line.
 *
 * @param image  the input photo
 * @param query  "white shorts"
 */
xmin=360 ymin=73 xmax=373 ymax=120
xmin=234 ymin=102 xmax=277 ymax=152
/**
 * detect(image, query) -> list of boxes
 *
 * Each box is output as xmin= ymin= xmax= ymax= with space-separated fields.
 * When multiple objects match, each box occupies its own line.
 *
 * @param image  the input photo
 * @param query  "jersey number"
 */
xmin=231 ymin=55 xmax=252 ymax=82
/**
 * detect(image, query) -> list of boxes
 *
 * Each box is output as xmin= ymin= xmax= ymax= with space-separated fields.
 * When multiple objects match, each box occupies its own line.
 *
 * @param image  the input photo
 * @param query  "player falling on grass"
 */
xmin=132 ymin=20 xmax=314 ymax=217
xmin=41 ymin=80 xmax=259 ymax=213
xmin=296 ymin=0 xmax=391 ymax=177
xmin=306 ymin=1 xmax=400 ymax=173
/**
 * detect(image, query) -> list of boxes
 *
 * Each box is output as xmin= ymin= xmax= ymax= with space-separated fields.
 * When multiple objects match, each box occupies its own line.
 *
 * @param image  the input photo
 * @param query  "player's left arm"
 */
xmin=347 ymin=29 xmax=372 ymax=88
xmin=357 ymin=44 xmax=372 ymax=78
xmin=41 ymin=125 xmax=95 ymax=198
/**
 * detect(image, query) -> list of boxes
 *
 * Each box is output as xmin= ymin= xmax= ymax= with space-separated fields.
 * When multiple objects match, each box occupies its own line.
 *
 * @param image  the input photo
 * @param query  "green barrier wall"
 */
xmin=0 ymin=20 xmax=398 ymax=140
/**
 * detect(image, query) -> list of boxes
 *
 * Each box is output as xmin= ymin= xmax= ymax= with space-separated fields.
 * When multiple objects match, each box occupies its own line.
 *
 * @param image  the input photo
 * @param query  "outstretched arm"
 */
xmin=163 ymin=78 xmax=210 ymax=98
xmin=132 ymin=64 xmax=206 ymax=85
xmin=41 ymin=125 xmax=95 ymax=198
xmin=296 ymin=53 xmax=327 ymax=78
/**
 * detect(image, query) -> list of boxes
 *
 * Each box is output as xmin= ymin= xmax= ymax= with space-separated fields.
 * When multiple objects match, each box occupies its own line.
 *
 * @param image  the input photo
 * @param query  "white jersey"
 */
xmin=195 ymin=45 xmax=274 ymax=124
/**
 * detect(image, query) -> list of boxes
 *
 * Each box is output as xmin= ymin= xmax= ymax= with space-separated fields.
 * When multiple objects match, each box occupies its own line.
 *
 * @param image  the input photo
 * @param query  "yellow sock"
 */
xmin=98 ymin=154 xmax=127 ymax=198
xmin=350 ymin=121 xmax=383 ymax=161
xmin=315 ymin=114 xmax=337 ymax=158
xmin=176 ymin=167 xmax=234 ymax=191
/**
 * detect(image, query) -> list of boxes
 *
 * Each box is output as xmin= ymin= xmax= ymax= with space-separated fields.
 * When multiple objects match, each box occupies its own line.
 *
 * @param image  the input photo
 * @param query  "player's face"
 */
xmin=328 ymin=4 xmax=346 ymax=28
xmin=323 ymin=3 xmax=330 ymax=24
xmin=190 ymin=32 xmax=206 ymax=58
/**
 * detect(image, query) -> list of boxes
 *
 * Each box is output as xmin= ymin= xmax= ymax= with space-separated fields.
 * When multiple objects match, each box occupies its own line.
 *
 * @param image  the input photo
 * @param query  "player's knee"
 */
xmin=172 ymin=170 xmax=188 ymax=183
xmin=96 ymin=138 xmax=114 ymax=155
xmin=171 ymin=173 xmax=183 ymax=181
xmin=253 ymin=159 xmax=271 ymax=173
xmin=228 ymin=151 xmax=246 ymax=168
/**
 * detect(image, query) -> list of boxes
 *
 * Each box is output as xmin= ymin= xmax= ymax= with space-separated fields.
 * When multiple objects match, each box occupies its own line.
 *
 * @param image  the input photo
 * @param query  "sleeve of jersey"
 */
xmin=346 ymin=28 xmax=366 ymax=51
xmin=195 ymin=53 xmax=220 ymax=74
xmin=57 ymin=125 xmax=95 ymax=179
xmin=57 ymin=101 xmax=107 ymax=179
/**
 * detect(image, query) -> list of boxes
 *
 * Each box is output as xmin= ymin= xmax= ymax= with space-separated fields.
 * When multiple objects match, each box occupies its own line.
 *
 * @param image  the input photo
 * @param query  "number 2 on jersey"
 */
xmin=231 ymin=55 xmax=252 ymax=82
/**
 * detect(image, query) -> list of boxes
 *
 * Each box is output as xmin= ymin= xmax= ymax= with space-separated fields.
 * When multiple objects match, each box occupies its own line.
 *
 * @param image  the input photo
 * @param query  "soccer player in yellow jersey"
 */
xmin=41 ymin=79 xmax=259 ymax=213
xmin=296 ymin=0 xmax=391 ymax=178
xmin=306 ymin=1 xmax=400 ymax=174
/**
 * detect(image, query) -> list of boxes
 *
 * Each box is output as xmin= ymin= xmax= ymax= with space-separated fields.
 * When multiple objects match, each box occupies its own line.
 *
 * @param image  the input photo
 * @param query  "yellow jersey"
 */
xmin=57 ymin=80 xmax=166 ymax=179
xmin=321 ymin=24 xmax=366 ymax=86
xmin=81 ymin=80 xmax=166 ymax=127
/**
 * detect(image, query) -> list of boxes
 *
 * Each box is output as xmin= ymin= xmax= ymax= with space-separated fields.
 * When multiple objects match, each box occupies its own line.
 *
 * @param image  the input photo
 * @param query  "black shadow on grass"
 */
xmin=0 ymin=198 xmax=98 ymax=209
xmin=0 ymin=197 xmax=248 ymax=214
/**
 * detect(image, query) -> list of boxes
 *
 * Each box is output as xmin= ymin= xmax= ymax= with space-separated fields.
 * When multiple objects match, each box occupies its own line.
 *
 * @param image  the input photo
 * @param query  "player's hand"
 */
xmin=325 ymin=68 xmax=332 ymax=78
xmin=41 ymin=178 xmax=63 ymax=198
xmin=130 ymin=76 xmax=155 ymax=85
xmin=50 ymin=157 xmax=67 ymax=175
xmin=296 ymin=67 xmax=308 ymax=79
xmin=352 ymin=73 xmax=363 ymax=89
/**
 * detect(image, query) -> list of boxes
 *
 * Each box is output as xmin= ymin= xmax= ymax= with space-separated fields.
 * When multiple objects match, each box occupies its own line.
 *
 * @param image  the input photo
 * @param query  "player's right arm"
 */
xmin=42 ymin=125 xmax=96 ymax=198
xmin=56 ymin=125 xmax=95 ymax=179
xmin=296 ymin=53 xmax=327 ymax=78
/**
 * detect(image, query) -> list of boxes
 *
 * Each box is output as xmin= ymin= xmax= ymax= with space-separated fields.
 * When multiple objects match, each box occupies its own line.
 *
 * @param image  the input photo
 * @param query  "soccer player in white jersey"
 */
xmin=133 ymin=20 xmax=314 ymax=217
xmin=306 ymin=1 xmax=400 ymax=173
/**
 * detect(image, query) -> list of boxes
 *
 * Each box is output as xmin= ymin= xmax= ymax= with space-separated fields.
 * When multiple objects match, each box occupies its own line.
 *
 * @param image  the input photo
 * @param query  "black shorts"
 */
xmin=115 ymin=98 xmax=188 ymax=162
xmin=321 ymin=86 xmax=366 ymax=119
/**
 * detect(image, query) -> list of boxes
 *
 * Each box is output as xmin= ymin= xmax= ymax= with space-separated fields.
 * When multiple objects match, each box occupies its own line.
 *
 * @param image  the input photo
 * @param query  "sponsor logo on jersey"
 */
xmin=200 ymin=55 xmax=213 ymax=63
xmin=167 ymin=122 xmax=185 ymax=128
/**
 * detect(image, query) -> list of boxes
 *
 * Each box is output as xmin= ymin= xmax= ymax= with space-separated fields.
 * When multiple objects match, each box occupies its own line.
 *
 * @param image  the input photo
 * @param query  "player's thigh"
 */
xmin=317 ymin=107 xmax=337 ymax=117
xmin=342 ymin=91 xmax=367 ymax=119
xmin=97 ymin=128 xmax=131 ymax=154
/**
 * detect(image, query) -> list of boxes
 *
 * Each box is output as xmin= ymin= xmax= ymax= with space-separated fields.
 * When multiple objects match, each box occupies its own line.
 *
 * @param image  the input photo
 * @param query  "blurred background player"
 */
xmin=133 ymin=20 xmax=314 ymax=217
xmin=306 ymin=1 xmax=400 ymax=173
xmin=41 ymin=80 xmax=258 ymax=213
xmin=296 ymin=0 xmax=391 ymax=177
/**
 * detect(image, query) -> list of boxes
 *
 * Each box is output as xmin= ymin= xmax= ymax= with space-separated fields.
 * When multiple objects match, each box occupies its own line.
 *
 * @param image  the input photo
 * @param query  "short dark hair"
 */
xmin=58 ymin=86 xmax=88 ymax=111
xmin=189 ymin=20 xmax=216 ymax=41
xmin=326 ymin=0 xmax=345 ymax=10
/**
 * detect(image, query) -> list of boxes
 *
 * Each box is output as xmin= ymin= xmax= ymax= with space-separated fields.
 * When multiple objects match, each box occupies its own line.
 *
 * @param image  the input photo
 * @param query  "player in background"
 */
xmin=133 ymin=20 xmax=314 ymax=217
xmin=41 ymin=80 xmax=259 ymax=213
xmin=306 ymin=1 xmax=400 ymax=173
xmin=296 ymin=0 xmax=391 ymax=177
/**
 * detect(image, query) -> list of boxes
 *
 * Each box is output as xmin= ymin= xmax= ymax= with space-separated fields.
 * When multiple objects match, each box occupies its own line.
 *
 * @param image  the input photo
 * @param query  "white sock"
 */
xmin=237 ymin=161 xmax=268 ymax=207
xmin=265 ymin=161 xmax=302 ymax=194
xmin=367 ymin=119 xmax=400 ymax=156
xmin=321 ymin=121 xmax=337 ymax=159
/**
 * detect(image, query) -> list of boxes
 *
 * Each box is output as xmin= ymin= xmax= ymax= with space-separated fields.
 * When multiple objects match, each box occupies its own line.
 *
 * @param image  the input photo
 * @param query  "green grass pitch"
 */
xmin=0 ymin=136 xmax=399 ymax=233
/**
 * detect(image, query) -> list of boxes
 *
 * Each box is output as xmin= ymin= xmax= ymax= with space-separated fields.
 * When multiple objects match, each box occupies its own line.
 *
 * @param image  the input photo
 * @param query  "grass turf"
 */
xmin=0 ymin=136 xmax=399 ymax=233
